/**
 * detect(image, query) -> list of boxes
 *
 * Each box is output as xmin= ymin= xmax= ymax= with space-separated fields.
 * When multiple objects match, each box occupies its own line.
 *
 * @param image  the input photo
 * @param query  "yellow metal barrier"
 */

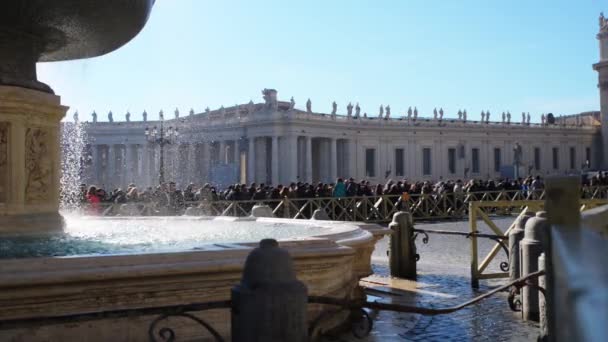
xmin=468 ymin=198 xmax=608 ymax=287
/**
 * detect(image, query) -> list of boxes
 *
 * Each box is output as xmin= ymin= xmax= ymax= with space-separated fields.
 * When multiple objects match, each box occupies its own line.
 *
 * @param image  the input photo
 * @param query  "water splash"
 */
xmin=60 ymin=120 xmax=88 ymax=209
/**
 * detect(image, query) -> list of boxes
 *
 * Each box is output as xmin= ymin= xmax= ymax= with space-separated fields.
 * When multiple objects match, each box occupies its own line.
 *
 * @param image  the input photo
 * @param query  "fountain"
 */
xmin=0 ymin=2 xmax=389 ymax=340
xmin=0 ymin=0 xmax=155 ymax=235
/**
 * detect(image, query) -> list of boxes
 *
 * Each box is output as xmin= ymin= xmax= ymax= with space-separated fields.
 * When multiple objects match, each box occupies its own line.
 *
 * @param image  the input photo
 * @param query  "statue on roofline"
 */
xmin=306 ymin=98 xmax=312 ymax=113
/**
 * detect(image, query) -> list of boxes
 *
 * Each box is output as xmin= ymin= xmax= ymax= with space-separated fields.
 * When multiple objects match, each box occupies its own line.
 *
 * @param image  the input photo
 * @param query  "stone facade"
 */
xmin=79 ymin=96 xmax=599 ymax=189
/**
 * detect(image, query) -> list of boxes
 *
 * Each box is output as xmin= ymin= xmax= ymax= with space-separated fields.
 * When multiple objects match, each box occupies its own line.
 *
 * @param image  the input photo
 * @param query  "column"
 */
xmin=187 ymin=143 xmax=196 ymax=185
xmin=107 ymin=144 xmax=115 ymax=188
xmin=348 ymin=139 xmax=357 ymax=179
xmin=288 ymin=135 xmax=299 ymax=182
xmin=305 ymin=136 xmax=313 ymax=183
xmin=94 ymin=145 xmax=103 ymax=185
xmin=141 ymin=144 xmax=149 ymax=186
xmin=125 ymin=144 xmax=134 ymax=184
xmin=329 ymin=138 xmax=337 ymax=181
xmin=248 ymin=137 xmax=256 ymax=183
xmin=272 ymin=136 xmax=280 ymax=185
xmin=219 ymin=140 xmax=226 ymax=164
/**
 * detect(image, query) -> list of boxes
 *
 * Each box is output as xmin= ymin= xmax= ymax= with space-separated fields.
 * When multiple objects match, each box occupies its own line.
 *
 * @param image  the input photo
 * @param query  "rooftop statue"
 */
xmin=526 ymin=112 xmax=531 ymax=124
xmin=143 ymin=110 xmax=148 ymax=122
xmin=205 ymin=107 xmax=211 ymax=114
xmin=481 ymin=111 xmax=485 ymax=122
xmin=439 ymin=108 xmax=443 ymax=120
xmin=378 ymin=105 xmax=384 ymax=118
xmin=347 ymin=102 xmax=353 ymax=117
xmin=413 ymin=107 xmax=418 ymax=120
xmin=363 ymin=112 xmax=368 ymax=118
xmin=306 ymin=98 xmax=312 ymax=113
xmin=408 ymin=107 xmax=413 ymax=120
xmin=247 ymin=100 xmax=255 ymax=114
xmin=522 ymin=112 xmax=526 ymax=124
xmin=331 ymin=101 xmax=337 ymax=115
xmin=385 ymin=105 xmax=391 ymax=119
xmin=73 ymin=111 xmax=79 ymax=123
xmin=458 ymin=110 xmax=462 ymax=120
xmin=433 ymin=108 xmax=438 ymax=120
xmin=108 ymin=111 xmax=114 ymax=123
xmin=262 ymin=88 xmax=278 ymax=110
xmin=126 ymin=111 xmax=131 ymax=122
xmin=92 ymin=111 xmax=97 ymax=123
xmin=541 ymin=113 xmax=546 ymax=125
xmin=289 ymin=97 xmax=296 ymax=110
xmin=486 ymin=111 xmax=490 ymax=123
xmin=159 ymin=110 xmax=164 ymax=121
xmin=355 ymin=103 xmax=361 ymax=117
xmin=189 ymin=108 xmax=195 ymax=116
xmin=502 ymin=112 xmax=506 ymax=123
xmin=463 ymin=109 xmax=467 ymax=122
xmin=507 ymin=111 xmax=511 ymax=124
xmin=600 ymin=12 xmax=608 ymax=32
xmin=174 ymin=108 xmax=179 ymax=119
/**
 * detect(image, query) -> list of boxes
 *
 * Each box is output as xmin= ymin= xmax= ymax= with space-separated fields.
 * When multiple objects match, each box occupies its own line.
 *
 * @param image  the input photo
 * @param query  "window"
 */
xmin=365 ymin=148 xmax=376 ymax=177
xmin=472 ymin=148 xmax=480 ymax=173
xmin=422 ymin=148 xmax=432 ymax=175
xmin=586 ymin=147 xmax=591 ymax=167
xmin=395 ymin=148 xmax=404 ymax=177
xmin=552 ymin=147 xmax=559 ymax=170
xmin=493 ymin=148 xmax=501 ymax=173
xmin=448 ymin=148 xmax=456 ymax=174
xmin=569 ymin=147 xmax=576 ymax=170
xmin=534 ymin=147 xmax=541 ymax=171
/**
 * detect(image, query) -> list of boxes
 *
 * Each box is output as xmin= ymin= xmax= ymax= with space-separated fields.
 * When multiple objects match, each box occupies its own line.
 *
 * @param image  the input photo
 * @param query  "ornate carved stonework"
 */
xmin=25 ymin=127 xmax=52 ymax=203
xmin=0 ymin=123 xmax=7 ymax=203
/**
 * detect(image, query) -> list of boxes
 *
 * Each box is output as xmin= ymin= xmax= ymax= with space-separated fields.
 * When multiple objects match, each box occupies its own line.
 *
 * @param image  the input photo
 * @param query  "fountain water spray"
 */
xmin=60 ymin=119 xmax=88 ymax=210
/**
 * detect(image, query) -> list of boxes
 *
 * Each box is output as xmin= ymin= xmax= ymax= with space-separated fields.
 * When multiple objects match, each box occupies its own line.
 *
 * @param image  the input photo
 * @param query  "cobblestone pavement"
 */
xmin=323 ymin=217 xmax=540 ymax=342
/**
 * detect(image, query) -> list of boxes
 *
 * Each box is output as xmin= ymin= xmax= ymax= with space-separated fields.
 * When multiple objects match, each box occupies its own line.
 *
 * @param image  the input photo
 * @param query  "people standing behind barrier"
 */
xmin=333 ymin=178 xmax=346 ymax=198
xmin=86 ymin=186 xmax=101 ymax=215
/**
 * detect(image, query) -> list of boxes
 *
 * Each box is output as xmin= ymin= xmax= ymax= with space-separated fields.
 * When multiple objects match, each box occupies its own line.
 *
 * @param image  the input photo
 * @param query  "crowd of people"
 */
xmin=60 ymin=171 xmax=608 ymax=216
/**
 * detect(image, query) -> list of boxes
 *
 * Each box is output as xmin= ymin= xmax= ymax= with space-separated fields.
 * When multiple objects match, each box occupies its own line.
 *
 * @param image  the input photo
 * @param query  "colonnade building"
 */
xmin=75 ymin=90 xmax=599 ymax=190
xmin=75 ymin=16 xmax=608 ymax=189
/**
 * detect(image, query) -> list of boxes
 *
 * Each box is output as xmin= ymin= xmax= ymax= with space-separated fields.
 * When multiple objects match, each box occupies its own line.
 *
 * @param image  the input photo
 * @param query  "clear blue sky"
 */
xmin=39 ymin=0 xmax=606 ymax=123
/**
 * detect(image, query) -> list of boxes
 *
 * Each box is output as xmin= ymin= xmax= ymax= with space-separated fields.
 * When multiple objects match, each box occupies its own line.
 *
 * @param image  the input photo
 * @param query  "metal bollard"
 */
xmin=509 ymin=211 xmax=535 ymax=285
xmin=231 ymin=239 xmax=308 ymax=342
xmin=389 ymin=211 xmax=416 ymax=280
xmin=520 ymin=211 xmax=549 ymax=322
xmin=538 ymin=252 xmax=548 ymax=341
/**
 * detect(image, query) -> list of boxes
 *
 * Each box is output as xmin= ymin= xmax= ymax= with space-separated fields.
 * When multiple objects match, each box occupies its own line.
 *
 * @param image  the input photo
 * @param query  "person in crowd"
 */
xmin=333 ymin=178 xmax=346 ymax=198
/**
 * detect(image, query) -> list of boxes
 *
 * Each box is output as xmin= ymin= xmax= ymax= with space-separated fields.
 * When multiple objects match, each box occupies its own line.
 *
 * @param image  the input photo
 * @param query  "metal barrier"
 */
xmin=468 ymin=198 xmax=608 ymax=288
xmin=80 ymin=186 xmax=608 ymax=222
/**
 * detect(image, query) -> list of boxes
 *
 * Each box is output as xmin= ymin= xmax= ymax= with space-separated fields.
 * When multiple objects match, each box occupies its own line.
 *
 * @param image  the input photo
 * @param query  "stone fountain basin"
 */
xmin=1 ymin=0 xmax=155 ymax=61
xmin=0 ymin=217 xmax=389 ymax=341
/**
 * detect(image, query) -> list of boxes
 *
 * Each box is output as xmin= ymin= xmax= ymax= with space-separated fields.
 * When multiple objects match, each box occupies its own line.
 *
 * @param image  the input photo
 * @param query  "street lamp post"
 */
xmin=145 ymin=110 xmax=179 ymax=184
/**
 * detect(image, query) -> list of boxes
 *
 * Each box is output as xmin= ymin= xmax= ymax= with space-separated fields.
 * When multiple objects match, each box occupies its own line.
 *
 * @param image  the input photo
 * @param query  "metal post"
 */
xmin=520 ymin=211 xmax=548 ymax=322
xmin=469 ymin=202 xmax=479 ymax=288
xmin=538 ymin=252 xmax=548 ymax=340
xmin=231 ymin=239 xmax=308 ymax=342
xmin=388 ymin=211 xmax=416 ymax=279
xmin=509 ymin=211 xmax=534 ymax=286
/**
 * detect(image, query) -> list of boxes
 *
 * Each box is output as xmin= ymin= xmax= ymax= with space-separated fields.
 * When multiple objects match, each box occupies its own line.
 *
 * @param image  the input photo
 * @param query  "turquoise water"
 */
xmin=0 ymin=216 xmax=327 ymax=259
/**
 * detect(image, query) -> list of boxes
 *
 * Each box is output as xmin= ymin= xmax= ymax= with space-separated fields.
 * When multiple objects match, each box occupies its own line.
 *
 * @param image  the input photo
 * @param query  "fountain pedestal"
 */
xmin=0 ymin=85 xmax=67 ymax=235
